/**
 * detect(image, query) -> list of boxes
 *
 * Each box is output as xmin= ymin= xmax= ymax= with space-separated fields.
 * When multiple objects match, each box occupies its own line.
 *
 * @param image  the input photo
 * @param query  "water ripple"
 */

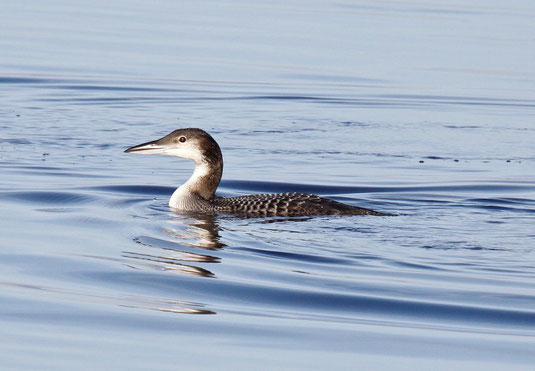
xmin=1 ymin=191 xmax=96 ymax=205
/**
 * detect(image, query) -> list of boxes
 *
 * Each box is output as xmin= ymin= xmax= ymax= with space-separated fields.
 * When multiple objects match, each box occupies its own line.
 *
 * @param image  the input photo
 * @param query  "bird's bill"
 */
xmin=124 ymin=139 xmax=167 ymax=154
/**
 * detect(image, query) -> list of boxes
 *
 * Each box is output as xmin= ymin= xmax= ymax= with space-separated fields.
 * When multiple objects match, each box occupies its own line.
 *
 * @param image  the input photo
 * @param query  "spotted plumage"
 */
xmin=125 ymin=128 xmax=389 ymax=217
xmin=212 ymin=192 xmax=386 ymax=216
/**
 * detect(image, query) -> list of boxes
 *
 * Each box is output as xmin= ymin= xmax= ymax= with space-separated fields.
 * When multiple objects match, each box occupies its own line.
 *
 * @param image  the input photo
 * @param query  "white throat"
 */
xmin=169 ymin=161 xmax=212 ymax=210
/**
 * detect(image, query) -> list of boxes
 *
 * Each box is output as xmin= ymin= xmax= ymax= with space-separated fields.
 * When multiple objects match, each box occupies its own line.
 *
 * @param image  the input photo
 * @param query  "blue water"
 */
xmin=1 ymin=1 xmax=535 ymax=369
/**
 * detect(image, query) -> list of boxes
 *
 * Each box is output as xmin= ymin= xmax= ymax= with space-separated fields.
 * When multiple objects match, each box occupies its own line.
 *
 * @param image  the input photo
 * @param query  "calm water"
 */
xmin=1 ymin=1 xmax=535 ymax=369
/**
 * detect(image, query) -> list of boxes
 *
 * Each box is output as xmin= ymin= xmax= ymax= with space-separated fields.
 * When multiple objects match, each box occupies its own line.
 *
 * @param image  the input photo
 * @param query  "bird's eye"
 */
xmin=179 ymin=136 xmax=187 ymax=143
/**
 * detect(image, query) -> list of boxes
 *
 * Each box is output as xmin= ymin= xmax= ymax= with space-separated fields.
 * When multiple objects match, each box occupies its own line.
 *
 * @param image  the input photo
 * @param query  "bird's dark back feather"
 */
xmin=212 ymin=192 xmax=388 ymax=217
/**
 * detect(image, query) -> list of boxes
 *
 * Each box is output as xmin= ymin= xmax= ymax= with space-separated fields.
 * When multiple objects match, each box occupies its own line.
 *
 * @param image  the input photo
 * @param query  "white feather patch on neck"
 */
xmin=169 ymin=161 xmax=212 ymax=209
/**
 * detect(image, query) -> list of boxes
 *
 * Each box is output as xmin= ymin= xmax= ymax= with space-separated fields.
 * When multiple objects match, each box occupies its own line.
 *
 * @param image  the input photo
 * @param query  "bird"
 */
xmin=124 ymin=128 xmax=389 ymax=217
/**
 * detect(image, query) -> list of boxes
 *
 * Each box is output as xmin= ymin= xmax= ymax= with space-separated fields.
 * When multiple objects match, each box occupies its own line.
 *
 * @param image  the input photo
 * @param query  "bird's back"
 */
xmin=212 ymin=192 xmax=388 ymax=217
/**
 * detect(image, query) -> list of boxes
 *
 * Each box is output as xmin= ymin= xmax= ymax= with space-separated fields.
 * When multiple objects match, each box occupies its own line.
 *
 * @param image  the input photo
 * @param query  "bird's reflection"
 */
xmin=122 ymin=210 xmax=312 ymax=315
xmin=121 ymin=212 xmax=225 ymax=314
xmin=123 ymin=212 xmax=223 ymax=279
xmin=163 ymin=211 xmax=225 ymax=250
xmin=123 ymin=251 xmax=217 ymax=278
xmin=119 ymin=297 xmax=215 ymax=315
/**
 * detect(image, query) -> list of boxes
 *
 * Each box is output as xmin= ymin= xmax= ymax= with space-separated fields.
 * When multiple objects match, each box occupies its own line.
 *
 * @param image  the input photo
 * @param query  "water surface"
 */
xmin=1 ymin=1 xmax=535 ymax=370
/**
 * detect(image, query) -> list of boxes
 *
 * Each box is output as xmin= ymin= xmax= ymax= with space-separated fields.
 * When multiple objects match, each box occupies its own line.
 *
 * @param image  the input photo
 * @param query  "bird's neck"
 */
xmin=169 ymin=137 xmax=224 ymax=210
xmin=171 ymin=158 xmax=223 ymax=206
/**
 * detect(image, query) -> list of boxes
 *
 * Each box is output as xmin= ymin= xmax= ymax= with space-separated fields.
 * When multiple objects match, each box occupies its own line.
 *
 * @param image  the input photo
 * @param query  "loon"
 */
xmin=125 ymin=128 xmax=388 ymax=217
